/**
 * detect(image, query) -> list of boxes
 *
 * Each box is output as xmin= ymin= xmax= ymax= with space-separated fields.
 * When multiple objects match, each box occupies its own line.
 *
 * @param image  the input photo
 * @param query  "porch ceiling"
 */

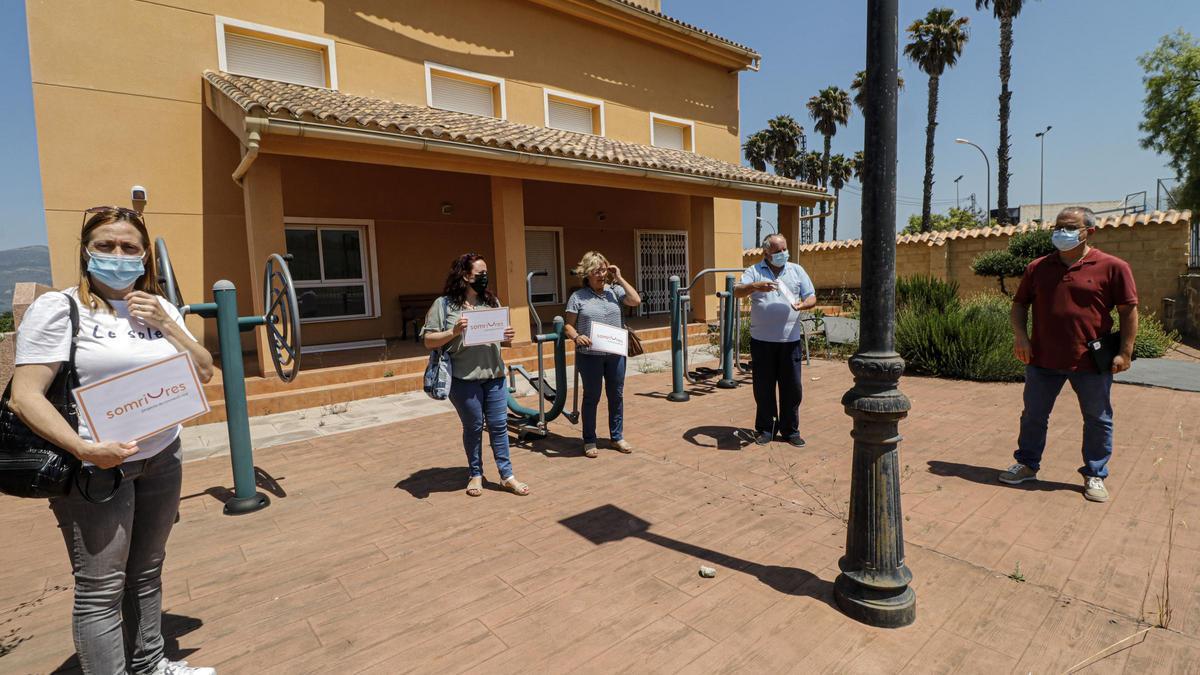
xmin=203 ymin=71 xmax=827 ymax=206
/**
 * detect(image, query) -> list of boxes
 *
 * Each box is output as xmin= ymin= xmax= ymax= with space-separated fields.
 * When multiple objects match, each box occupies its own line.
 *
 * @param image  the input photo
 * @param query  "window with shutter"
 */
xmin=547 ymin=99 xmax=595 ymax=135
xmin=216 ymin=18 xmax=335 ymax=89
xmin=430 ymin=74 xmax=496 ymax=117
xmin=652 ymin=121 xmax=686 ymax=151
xmin=525 ymin=230 xmax=562 ymax=305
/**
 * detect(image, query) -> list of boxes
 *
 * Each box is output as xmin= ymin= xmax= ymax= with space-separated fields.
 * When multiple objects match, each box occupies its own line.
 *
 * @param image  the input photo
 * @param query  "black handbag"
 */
xmin=0 ymin=293 xmax=120 ymax=502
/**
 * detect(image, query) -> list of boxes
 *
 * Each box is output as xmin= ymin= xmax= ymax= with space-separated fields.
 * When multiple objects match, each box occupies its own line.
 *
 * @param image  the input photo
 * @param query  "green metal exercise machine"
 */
xmin=668 ymin=268 xmax=746 ymax=402
xmin=506 ymin=270 xmax=579 ymax=441
xmin=155 ymin=238 xmax=301 ymax=515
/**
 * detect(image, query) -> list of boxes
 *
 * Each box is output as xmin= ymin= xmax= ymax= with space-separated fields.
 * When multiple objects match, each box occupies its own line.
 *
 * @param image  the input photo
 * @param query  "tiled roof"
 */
xmin=604 ymin=0 xmax=759 ymax=56
xmin=742 ymin=209 xmax=1195 ymax=256
xmin=205 ymin=71 xmax=817 ymax=193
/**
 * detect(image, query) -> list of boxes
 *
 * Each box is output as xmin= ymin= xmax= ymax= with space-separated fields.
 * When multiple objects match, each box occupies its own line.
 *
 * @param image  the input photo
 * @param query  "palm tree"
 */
xmin=850 ymin=69 xmax=905 ymax=115
xmin=827 ymin=154 xmax=853 ymax=241
xmin=743 ymin=130 xmax=771 ymax=245
xmin=976 ymin=0 xmax=1028 ymax=224
xmin=904 ymin=7 xmax=970 ymax=232
xmin=851 ymin=150 xmax=865 ymax=182
xmin=806 ymin=86 xmax=852 ymax=242
xmin=763 ymin=115 xmax=807 ymax=236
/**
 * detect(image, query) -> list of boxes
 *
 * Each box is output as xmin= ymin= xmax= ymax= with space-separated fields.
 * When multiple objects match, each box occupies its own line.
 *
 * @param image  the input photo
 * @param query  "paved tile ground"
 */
xmin=2 ymin=360 xmax=1199 ymax=674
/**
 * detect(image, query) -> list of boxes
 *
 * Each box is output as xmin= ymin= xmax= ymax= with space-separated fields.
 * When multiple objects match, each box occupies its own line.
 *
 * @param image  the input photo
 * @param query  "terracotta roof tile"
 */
xmin=742 ymin=209 xmax=1194 ymax=256
xmin=204 ymin=71 xmax=818 ymax=194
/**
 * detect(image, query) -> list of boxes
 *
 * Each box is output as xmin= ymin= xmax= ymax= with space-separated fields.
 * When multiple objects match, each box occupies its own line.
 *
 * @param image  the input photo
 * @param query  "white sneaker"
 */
xmin=152 ymin=658 xmax=216 ymax=675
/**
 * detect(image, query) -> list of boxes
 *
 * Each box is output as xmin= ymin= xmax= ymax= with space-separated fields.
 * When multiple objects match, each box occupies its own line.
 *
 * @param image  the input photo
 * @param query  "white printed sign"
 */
xmin=462 ymin=307 xmax=511 ymax=346
xmin=775 ymin=280 xmax=798 ymax=307
xmin=73 ymin=352 xmax=210 ymax=444
xmin=590 ymin=323 xmax=629 ymax=356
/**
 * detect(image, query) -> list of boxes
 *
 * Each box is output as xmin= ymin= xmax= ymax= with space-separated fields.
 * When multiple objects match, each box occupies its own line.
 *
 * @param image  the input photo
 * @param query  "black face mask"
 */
xmin=469 ymin=273 xmax=489 ymax=295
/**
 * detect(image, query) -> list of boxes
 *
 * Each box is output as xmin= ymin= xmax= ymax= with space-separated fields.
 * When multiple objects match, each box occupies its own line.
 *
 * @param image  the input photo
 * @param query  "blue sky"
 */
xmin=0 ymin=1 xmax=1195 ymax=250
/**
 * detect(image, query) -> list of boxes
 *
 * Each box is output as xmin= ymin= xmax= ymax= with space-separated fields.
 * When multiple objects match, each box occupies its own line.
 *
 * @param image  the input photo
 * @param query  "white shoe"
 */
xmin=153 ymin=658 xmax=216 ymax=675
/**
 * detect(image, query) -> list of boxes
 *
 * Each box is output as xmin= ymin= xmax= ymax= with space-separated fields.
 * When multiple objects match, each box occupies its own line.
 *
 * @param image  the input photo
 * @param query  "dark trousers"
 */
xmin=750 ymin=338 xmax=804 ymax=437
xmin=576 ymin=352 xmax=626 ymax=444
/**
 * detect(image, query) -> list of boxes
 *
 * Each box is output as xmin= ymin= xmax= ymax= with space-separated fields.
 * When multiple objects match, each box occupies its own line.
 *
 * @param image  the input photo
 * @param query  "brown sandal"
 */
xmin=614 ymin=439 xmax=634 ymax=454
xmin=465 ymin=476 xmax=483 ymax=497
xmin=502 ymin=476 xmax=530 ymax=496
xmin=583 ymin=443 xmax=599 ymax=458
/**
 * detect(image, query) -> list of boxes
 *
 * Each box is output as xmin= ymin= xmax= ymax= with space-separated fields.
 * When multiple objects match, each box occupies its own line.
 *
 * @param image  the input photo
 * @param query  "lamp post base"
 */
xmin=224 ymin=492 xmax=270 ymax=516
xmin=834 ymin=573 xmax=916 ymax=628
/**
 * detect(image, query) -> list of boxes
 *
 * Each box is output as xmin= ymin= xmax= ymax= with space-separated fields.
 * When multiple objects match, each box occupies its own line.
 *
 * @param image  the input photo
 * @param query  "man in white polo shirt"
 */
xmin=735 ymin=233 xmax=818 ymax=447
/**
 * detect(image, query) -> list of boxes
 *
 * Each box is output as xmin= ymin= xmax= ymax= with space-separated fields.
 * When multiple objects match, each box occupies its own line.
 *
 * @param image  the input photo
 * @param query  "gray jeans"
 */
xmin=50 ymin=440 xmax=182 ymax=675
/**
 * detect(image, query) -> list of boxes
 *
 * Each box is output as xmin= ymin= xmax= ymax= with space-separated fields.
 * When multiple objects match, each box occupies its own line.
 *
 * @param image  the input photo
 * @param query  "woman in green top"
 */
xmin=422 ymin=254 xmax=530 ymax=497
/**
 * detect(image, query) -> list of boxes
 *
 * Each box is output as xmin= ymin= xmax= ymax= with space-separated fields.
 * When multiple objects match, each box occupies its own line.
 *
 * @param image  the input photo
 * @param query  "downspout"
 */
xmin=231 ymin=117 xmax=269 ymax=185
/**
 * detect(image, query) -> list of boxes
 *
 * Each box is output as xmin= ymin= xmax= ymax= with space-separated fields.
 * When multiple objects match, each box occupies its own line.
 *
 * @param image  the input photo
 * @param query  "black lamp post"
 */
xmin=834 ymin=0 xmax=916 ymax=628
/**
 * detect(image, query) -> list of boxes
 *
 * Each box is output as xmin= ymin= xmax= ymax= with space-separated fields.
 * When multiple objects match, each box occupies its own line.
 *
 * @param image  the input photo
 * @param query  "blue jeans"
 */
xmin=576 ymin=353 xmax=626 ymax=444
xmin=448 ymin=377 xmax=514 ymax=480
xmin=50 ymin=440 xmax=182 ymax=675
xmin=1014 ymin=365 xmax=1114 ymax=478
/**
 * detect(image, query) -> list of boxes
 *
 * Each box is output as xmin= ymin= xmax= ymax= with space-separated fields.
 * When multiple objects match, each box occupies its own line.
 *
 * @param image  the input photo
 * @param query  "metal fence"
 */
xmin=1191 ymin=219 xmax=1199 ymax=269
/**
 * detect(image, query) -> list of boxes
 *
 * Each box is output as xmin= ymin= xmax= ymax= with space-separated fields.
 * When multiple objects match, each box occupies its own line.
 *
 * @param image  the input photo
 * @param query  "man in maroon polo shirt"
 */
xmin=998 ymin=206 xmax=1138 ymax=502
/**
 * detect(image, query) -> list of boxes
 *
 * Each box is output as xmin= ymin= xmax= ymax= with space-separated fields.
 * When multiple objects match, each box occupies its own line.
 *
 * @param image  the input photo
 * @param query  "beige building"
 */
xmin=24 ymin=0 xmax=825 ymax=378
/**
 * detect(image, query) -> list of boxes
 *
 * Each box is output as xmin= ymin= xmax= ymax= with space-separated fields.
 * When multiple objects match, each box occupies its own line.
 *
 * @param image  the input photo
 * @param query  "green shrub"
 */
xmin=971 ymin=229 xmax=1056 ymax=296
xmin=1112 ymin=310 xmax=1178 ymax=359
xmin=896 ymin=275 xmax=960 ymax=313
xmin=896 ymin=292 xmax=1024 ymax=382
xmin=0 ymin=312 xmax=12 ymax=333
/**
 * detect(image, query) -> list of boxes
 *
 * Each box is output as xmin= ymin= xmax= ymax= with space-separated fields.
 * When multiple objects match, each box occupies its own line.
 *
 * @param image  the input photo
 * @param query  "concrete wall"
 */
xmin=743 ymin=221 xmax=1193 ymax=315
xmin=25 ymin=0 xmax=748 ymax=347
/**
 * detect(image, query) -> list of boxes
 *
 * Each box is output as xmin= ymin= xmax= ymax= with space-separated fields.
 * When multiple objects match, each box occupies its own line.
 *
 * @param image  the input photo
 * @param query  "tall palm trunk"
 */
xmin=819 ymin=135 xmax=832 ymax=242
xmin=996 ymin=15 xmax=1013 ymax=224
xmin=832 ymin=188 xmax=840 ymax=240
xmin=754 ymin=201 xmax=762 ymax=246
xmin=921 ymin=74 xmax=940 ymax=232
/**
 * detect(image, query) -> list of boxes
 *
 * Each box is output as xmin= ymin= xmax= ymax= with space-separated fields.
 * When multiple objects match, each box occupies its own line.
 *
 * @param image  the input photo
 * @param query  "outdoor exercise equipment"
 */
xmin=667 ymin=268 xmax=745 ymax=402
xmin=154 ymin=238 xmax=301 ymax=515
xmin=506 ymin=271 xmax=578 ymax=441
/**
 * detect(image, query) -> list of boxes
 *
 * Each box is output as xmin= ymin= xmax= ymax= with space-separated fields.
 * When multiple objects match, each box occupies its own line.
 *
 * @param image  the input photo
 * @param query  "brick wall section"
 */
xmin=0 ymin=283 xmax=58 ymax=387
xmin=743 ymin=213 xmax=1194 ymax=315
xmin=1182 ymin=273 xmax=1200 ymax=339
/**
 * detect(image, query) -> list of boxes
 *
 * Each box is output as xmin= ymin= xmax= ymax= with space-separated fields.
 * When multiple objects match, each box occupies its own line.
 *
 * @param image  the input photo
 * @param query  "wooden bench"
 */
xmin=398 ymin=293 xmax=441 ymax=342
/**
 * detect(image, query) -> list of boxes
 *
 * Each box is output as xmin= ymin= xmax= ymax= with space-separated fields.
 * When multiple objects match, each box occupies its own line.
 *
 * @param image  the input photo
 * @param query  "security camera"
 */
xmin=131 ymin=185 xmax=148 ymax=202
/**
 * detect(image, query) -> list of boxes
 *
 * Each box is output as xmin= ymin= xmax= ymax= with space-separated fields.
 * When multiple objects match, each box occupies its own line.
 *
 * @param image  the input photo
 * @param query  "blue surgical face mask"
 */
xmin=769 ymin=250 xmax=789 ymax=267
xmin=87 ymin=250 xmax=145 ymax=290
xmin=1051 ymin=228 xmax=1083 ymax=252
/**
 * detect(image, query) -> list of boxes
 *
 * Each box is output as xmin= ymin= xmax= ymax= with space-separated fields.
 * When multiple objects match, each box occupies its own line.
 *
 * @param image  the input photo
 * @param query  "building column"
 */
xmin=490 ymin=176 xmax=531 ymax=343
xmin=778 ymin=204 xmax=801 ymax=251
xmin=241 ymin=154 xmax=288 ymax=378
xmin=687 ymin=196 xmax=719 ymax=321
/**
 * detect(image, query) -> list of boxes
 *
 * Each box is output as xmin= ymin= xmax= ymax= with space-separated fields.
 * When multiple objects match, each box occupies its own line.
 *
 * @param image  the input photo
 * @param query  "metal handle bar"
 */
xmin=680 ymin=267 xmax=745 ymax=294
xmin=527 ymin=270 xmax=547 ymax=335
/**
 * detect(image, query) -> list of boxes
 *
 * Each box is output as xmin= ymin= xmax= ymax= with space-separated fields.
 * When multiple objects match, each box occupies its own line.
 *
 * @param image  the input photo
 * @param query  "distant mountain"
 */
xmin=0 ymin=245 xmax=52 ymax=313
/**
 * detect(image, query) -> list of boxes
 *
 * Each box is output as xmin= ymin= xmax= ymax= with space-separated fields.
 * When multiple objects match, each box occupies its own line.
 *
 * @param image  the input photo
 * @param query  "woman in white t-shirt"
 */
xmin=9 ymin=206 xmax=215 ymax=675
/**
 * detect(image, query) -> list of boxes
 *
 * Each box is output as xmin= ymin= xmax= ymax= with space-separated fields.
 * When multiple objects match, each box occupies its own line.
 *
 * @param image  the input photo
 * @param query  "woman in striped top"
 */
xmin=563 ymin=251 xmax=642 ymax=457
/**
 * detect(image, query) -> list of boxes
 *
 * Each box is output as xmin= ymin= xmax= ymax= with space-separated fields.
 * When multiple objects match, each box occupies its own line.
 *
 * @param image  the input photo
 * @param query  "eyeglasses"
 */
xmin=82 ymin=206 xmax=148 ymax=256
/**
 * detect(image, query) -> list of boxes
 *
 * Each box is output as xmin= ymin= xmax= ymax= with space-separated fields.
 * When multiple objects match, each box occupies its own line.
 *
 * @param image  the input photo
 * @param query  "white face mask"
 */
xmin=1052 ymin=228 xmax=1083 ymax=252
xmin=769 ymin=250 xmax=789 ymax=267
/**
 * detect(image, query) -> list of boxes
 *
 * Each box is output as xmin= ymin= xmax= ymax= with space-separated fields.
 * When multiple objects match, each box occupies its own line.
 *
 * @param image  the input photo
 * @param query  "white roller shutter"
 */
xmin=525 ymin=230 xmax=561 ymax=304
xmin=548 ymin=99 xmax=594 ymax=134
xmin=652 ymin=121 xmax=686 ymax=150
xmin=224 ymin=32 xmax=327 ymax=88
xmin=430 ymin=74 xmax=495 ymax=117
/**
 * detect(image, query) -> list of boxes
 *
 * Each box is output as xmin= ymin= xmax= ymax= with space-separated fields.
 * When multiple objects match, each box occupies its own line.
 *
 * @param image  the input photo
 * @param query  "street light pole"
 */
xmin=953 ymin=175 xmax=964 ymax=210
xmin=835 ymin=0 xmax=915 ymax=628
xmin=956 ymin=138 xmax=990 ymax=225
xmin=1035 ymin=126 xmax=1052 ymax=224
